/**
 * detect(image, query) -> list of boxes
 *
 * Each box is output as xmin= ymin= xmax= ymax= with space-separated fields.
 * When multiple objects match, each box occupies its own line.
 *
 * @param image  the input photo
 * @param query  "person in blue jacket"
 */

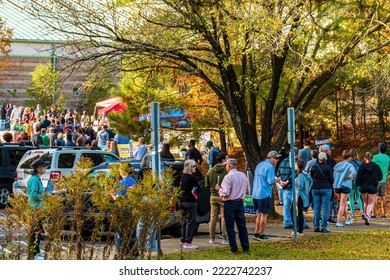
xmin=110 ymin=162 xmax=137 ymax=255
xmin=333 ymin=150 xmax=356 ymax=227
xmin=293 ymin=160 xmax=312 ymax=236
xmin=27 ymin=158 xmax=49 ymax=259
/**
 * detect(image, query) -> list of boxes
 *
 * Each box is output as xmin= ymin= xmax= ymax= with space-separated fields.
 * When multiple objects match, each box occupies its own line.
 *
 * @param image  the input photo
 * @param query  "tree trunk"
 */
xmin=219 ymin=129 xmax=227 ymax=153
xmin=351 ymin=87 xmax=357 ymax=139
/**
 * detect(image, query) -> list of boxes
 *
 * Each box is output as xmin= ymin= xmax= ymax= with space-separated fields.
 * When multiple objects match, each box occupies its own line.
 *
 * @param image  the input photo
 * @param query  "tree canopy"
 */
xmin=25 ymin=0 xmax=390 ymax=170
xmin=26 ymin=63 xmax=64 ymax=109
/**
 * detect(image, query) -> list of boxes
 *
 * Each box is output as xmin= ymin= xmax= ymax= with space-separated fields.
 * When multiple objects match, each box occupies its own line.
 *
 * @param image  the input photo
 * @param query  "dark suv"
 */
xmin=89 ymin=160 xmax=210 ymax=236
xmin=0 ymin=143 xmax=36 ymax=208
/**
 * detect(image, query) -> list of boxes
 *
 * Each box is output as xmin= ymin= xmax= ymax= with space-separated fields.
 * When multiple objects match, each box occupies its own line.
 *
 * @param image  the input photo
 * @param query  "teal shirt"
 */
xmin=27 ymin=174 xmax=44 ymax=208
xmin=373 ymin=153 xmax=390 ymax=183
xmin=296 ymin=172 xmax=312 ymax=208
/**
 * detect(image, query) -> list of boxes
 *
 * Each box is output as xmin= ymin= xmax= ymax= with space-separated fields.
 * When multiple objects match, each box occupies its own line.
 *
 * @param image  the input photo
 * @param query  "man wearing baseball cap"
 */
xmin=252 ymin=151 xmax=282 ymax=240
xmin=321 ymin=144 xmax=336 ymax=168
xmin=215 ymin=158 xmax=250 ymax=254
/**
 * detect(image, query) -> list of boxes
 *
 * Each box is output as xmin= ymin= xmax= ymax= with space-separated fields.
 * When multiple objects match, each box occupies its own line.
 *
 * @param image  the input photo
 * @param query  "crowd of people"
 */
xmin=0 ymin=103 xmax=128 ymax=155
xmin=5 ymin=103 xmax=388 ymax=255
xmin=260 ymin=141 xmax=388 ymax=236
xmin=181 ymin=138 xmax=389 ymax=255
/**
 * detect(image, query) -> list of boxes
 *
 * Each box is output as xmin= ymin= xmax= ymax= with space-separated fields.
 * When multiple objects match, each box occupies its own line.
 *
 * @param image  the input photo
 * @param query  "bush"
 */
xmin=3 ymin=157 xmax=179 ymax=260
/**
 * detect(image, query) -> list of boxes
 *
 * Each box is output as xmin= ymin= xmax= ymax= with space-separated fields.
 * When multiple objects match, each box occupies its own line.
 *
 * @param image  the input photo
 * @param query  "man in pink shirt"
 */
xmin=215 ymin=158 xmax=250 ymax=254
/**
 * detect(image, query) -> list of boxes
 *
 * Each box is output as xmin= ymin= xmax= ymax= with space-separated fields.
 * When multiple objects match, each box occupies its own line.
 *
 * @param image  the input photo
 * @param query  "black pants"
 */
xmin=178 ymin=202 xmax=197 ymax=244
xmin=290 ymin=196 xmax=304 ymax=233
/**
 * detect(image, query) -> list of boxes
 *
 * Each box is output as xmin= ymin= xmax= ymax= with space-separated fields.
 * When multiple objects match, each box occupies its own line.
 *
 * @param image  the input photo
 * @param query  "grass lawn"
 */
xmin=161 ymin=230 xmax=390 ymax=260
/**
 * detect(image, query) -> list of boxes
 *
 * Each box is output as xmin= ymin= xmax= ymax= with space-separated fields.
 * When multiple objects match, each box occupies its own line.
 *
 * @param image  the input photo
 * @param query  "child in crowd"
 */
xmin=330 ymin=193 xmax=339 ymax=219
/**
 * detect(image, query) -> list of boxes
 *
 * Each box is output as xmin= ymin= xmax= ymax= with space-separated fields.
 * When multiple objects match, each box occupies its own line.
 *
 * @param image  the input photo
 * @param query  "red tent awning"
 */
xmin=94 ymin=97 xmax=127 ymax=116
xmin=95 ymin=97 xmax=122 ymax=107
xmin=98 ymin=102 xmax=127 ymax=115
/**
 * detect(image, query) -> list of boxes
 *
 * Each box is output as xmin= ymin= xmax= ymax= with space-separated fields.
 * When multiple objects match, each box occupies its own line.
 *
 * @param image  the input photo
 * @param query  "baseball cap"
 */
xmin=31 ymin=158 xmax=50 ymax=169
xmin=267 ymin=151 xmax=281 ymax=158
xmin=206 ymin=140 xmax=213 ymax=148
xmin=322 ymin=144 xmax=334 ymax=151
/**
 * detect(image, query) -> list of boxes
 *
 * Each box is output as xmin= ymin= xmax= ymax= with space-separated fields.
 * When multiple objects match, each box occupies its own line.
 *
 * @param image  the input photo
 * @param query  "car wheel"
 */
xmin=0 ymin=183 xmax=12 ymax=208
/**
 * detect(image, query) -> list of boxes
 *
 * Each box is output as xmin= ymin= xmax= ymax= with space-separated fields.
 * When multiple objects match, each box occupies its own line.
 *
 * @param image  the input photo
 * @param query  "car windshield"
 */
xmin=19 ymin=152 xmax=52 ymax=169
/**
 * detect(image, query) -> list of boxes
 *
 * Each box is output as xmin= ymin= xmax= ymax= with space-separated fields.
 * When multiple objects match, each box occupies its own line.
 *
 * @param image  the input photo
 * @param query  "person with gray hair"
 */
xmin=310 ymin=152 xmax=334 ymax=233
xmin=178 ymin=159 xmax=201 ymax=249
xmin=215 ymin=158 xmax=250 ymax=254
xmin=138 ymin=154 xmax=152 ymax=180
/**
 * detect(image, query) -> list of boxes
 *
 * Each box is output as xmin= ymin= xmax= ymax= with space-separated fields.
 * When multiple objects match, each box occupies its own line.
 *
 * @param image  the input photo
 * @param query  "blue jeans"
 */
xmin=312 ymin=188 xmax=332 ymax=230
xmin=282 ymin=189 xmax=293 ymax=227
xmin=330 ymin=198 xmax=338 ymax=218
xmin=277 ymin=183 xmax=284 ymax=203
xmin=136 ymin=220 xmax=157 ymax=252
xmin=224 ymin=200 xmax=249 ymax=253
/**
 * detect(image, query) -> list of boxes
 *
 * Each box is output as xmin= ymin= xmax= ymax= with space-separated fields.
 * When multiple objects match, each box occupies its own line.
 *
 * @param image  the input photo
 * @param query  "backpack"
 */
xmin=210 ymin=147 xmax=221 ymax=167
xmin=349 ymin=159 xmax=362 ymax=185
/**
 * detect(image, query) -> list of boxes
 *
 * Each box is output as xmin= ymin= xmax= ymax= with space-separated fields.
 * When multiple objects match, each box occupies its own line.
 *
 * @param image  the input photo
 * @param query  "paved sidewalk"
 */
xmin=159 ymin=208 xmax=390 ymax=255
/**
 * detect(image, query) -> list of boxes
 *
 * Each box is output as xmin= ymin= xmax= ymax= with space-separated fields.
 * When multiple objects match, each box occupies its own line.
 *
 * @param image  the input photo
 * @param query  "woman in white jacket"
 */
xmin=333 ymin=150 xmax=357 ymax=227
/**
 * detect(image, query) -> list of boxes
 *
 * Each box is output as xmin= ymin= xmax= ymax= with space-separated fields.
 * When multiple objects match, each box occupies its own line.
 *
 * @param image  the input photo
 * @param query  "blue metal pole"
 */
xmin=287 ymin=108 xmax=297 ymax=244
xmin=150 ymin=102 xmax=162 ymax=259
xmin=151 ymin=102 xmax=161 ymax=179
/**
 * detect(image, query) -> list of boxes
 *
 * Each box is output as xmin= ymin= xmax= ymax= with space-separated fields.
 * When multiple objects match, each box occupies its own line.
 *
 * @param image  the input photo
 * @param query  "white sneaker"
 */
xmin=209 ymin=239 xmax=215 ymax=244
xmin=336 ymin=222 xmax=344 ymax=227
xmin=291 ymin=231 xmax=304 ymax=237
xmin=222 ymin=239 xmax=229 ymax=245
xmin=182 ymin=243 xmax=198 ymax=249
xmin=346 ymin=219 xmax=353 ymax=225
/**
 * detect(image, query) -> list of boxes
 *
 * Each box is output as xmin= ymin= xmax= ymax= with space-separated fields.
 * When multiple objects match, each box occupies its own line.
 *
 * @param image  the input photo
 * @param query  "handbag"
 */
xmin=191 ymin=186 xmax=198 ymax=200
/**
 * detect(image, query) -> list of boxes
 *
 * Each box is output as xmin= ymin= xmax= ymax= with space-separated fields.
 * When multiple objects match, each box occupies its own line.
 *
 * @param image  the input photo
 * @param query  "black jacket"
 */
xmin=179 ymin=173 xmax=200 ymax=203
xmin=310 ymin=161 xmax=334 ymax=190
xmin=355 ymin=162 xmax=383 ymax=188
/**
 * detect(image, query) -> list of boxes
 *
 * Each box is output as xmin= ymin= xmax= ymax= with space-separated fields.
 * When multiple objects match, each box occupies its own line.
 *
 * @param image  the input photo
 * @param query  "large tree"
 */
xmin=26 ymin=0 xmax=390 ymax=171
xmin=26 ymin=63 xmax=64 ymax=109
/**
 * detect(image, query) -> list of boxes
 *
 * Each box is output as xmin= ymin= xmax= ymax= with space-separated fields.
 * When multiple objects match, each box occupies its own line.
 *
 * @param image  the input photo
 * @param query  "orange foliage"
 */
xmin=172 ymin=74 xmax=222 ymax=121
xmin=0 ymin=25 xmax=16 ymax=85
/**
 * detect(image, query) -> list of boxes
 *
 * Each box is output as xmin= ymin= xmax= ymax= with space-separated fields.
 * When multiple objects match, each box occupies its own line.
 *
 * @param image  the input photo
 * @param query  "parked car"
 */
xmin=88 ymin=159 xmax=210 ymax=236
xmin=13 ymin=147 xmax=121 ymax=195
xmin=0 ymin=143 xmax=36 ymax=207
